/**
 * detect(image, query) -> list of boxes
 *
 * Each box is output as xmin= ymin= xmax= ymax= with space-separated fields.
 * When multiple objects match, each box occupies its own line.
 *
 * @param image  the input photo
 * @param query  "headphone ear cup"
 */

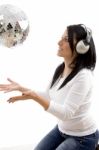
xmin=76 ymin=40 xmax=90 ymax=54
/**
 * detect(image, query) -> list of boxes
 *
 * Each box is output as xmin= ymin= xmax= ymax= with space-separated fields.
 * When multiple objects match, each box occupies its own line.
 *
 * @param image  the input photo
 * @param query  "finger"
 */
xmin=1 ymin=87 xmax=14 ymax=93
xmin=7 ymin=78 xmax=16 ymax=83
xmin=7 ymin=98 xmax=20 ymax=103
xmin=0 ymin=84 xmax=9 ymax=87
xmin=4 ymin=89 xmax=13 ymax=93
xmin=7 ymin=99 xmax=16 ymax=103
xmin=0 ymin=87 xmax=10 ymax=91
xmin=0 ymin=87 xmax=6 ymax=91
xmin=7 ymin=95 xmax=28 ymax=102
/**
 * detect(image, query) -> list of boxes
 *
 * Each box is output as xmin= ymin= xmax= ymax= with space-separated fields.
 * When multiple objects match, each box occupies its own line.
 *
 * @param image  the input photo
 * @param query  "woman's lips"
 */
xmin=58 ymin=47 xmax=63 ymax=51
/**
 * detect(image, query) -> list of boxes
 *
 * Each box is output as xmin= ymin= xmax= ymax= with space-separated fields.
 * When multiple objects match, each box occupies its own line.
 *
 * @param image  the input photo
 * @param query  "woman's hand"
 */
xmin=7 ymin=94 xmax=32 ymax=103
xmin=7 ymin=91 xmax=39 ymax=103
xmin=0 ymin=78 xmax=49 ymax=109
xmin=0 ymin=78 xmax=29 ymax=93
xmin=0 ymin=78 xmax=41 ymax=103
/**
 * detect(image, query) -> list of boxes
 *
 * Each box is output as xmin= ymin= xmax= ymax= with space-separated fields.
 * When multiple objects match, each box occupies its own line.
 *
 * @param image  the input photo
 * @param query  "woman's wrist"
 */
xmin=19 ymin=86 xmax=30 ymax=93
xmin=33 ymin=94 xmax=50 ymax=110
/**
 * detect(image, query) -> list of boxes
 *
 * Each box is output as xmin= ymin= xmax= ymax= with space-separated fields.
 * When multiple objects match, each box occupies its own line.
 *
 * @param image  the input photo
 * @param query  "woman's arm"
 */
xmin=24 ymin=90 xmax=50 ymax=110
xmin=46 ymin=70 xmax=93 ymax=121
xmin=7 ymin=90 xmax=50 ymax=110
xmin=0 ymin=70 xmax=92 ymax=121
xmin=8 ymin=70 xmax=92 ymax=118
xmin=0 ymin=78 xmax=30 ymax=93
xmin=0 ymin=78 xmax=50 ymax=110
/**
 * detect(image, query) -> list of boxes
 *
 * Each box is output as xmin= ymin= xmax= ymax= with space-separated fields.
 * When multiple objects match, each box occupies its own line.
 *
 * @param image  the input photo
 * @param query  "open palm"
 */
xmin=0 ymin=78 xmax=22 ymax=93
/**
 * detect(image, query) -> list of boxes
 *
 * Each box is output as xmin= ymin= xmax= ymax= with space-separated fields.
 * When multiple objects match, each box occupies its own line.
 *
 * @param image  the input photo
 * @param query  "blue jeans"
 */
xmin=34 ymin=125 xmax=99 ymax=150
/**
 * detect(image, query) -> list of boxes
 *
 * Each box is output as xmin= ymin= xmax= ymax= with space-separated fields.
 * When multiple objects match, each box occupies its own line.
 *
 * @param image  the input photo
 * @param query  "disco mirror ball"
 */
xmin=0 ymin=4 xmax=29 ymax=48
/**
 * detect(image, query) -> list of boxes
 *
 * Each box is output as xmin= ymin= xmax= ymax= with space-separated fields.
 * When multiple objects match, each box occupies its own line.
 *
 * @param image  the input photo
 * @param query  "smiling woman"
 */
xmin=57 ymin=31 xmax=71 ymax=57
xmin=0 ymin=23 xmax=99 ymax=150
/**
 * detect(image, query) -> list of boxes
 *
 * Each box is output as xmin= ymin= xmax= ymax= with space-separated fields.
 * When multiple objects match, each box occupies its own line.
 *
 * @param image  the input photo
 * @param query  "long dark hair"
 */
xmin=50 ymin=24 xmax=96 ymax=90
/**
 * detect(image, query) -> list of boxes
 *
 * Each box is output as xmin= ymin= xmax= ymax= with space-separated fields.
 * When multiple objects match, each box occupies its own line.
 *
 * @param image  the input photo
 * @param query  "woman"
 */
xmin=0 ymin=24 xmax=99 ymax=150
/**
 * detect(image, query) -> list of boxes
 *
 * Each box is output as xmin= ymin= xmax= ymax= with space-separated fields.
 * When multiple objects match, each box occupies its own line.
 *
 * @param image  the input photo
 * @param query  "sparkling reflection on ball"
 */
xmin=0 ymin=4 xmax=29 ymax=48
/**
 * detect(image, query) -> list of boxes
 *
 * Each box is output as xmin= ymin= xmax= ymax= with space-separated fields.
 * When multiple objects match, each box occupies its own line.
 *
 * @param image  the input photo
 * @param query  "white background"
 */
xmin=0 ymin=0 xmax=99 ymax=149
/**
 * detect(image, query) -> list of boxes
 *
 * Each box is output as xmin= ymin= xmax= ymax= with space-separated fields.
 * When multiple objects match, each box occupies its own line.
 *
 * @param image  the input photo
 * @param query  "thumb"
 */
xmin=7 ymin=78 xmax=15 ymax=83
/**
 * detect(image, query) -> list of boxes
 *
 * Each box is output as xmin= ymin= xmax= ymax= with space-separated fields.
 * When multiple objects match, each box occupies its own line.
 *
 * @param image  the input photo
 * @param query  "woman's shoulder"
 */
xmin=77 ymin=68 xmax=93 ymax=75
xmin=74 ymin=68 xmax=93 ymax=82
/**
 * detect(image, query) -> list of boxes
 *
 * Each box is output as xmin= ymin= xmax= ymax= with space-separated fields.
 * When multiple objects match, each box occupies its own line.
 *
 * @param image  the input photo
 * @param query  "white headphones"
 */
xmin=76 ymin=25 xmax=92 ymax=54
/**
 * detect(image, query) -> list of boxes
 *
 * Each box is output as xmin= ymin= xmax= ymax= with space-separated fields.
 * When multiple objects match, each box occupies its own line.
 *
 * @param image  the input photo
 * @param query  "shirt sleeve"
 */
xmin=46 ymin=70 xmax=93 ymax=121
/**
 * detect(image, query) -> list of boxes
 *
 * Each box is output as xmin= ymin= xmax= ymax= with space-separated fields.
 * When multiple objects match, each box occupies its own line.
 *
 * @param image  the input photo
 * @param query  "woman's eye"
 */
xmin=65 ymin=38 xmax=68 ymax=42
xmin=61 ymin=36 xmax=68 ymax=41
xmin=63 ymin=37 xmax=68 ymax=42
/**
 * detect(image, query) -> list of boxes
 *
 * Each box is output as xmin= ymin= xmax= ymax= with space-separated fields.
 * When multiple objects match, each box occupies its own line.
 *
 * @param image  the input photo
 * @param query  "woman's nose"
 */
xmin=58 ymin=40 xmax=62 ymax=46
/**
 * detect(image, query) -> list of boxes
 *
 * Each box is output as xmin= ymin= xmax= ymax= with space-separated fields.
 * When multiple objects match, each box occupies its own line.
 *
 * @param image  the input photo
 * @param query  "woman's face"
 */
xmin=57 ymin=30 xmax=75 ymax=61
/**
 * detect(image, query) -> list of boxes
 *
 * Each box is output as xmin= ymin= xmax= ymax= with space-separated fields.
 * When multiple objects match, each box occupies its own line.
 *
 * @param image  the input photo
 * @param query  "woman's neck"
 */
xmin=61 ymin=60 xmax=72 ymax=78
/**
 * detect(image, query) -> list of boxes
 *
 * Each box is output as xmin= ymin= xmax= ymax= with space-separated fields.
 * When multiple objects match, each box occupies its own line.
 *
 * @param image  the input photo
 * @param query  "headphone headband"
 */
xmin=80 ymin=24 xmax=92 ymax=43
xmin=76 ymin=24 xmax=92 ymax=54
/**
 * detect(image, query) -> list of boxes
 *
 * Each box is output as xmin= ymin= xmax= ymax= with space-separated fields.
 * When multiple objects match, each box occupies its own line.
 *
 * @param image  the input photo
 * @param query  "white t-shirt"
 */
xmin=39 ymin=68 xmax=97 ymax=136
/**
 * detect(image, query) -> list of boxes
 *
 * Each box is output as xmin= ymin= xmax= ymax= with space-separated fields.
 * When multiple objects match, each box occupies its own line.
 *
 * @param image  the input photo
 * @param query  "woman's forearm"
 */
xmin=31 ymin=93 xmax=50 ymax=110
xmin=19 ymin=86 xmax=50 ymax=110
